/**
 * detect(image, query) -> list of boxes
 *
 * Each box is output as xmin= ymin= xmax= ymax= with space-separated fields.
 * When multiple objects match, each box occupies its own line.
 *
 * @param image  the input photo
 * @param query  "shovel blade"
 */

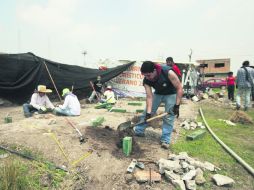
xmin=117 ymin=121 xmax=132 ymax=131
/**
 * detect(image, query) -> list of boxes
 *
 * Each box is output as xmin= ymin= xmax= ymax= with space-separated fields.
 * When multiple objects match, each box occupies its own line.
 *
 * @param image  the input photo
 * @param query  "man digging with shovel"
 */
xmin=134 ymin=61 xmax=183 ymax=149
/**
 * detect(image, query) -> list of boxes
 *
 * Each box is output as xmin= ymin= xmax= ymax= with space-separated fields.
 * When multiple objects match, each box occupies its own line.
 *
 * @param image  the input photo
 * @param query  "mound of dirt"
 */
xmin=229 ymin=111 xmax=253 ymax=124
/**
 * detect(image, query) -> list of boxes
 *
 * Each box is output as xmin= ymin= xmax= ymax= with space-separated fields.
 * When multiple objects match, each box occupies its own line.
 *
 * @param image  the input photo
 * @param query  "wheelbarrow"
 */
xmin=117 ymin=112 xmax=169 ymax=132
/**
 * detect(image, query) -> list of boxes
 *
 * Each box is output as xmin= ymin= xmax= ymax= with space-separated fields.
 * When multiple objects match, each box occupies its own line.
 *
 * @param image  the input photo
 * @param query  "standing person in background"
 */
xmin=236 ymin=61 xmax=254 ymax=111
xmin=23 ymin=85 xmax=55 ymax=117
xmin=88 ymin=75 xmax=104 ymax=103
xmin=134 ymin=61 xmax=183 ymax=149
xmin=166 ymin=57 xmax=182 ymax=79
xmin=250 ymin=65 xmax=254 ymax=101
xmin=226 ymin=72 xmax=236 ymax=101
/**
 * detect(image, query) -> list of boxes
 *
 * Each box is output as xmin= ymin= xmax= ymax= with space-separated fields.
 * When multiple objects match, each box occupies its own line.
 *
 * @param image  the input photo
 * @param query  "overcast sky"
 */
xmin=1 ymin=0 xmax=254 ymax=73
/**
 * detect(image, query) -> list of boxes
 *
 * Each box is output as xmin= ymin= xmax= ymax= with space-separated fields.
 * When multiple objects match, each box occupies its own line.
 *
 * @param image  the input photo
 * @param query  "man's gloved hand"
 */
xmin=145 ymin=113 xmax=152 ymax=122
xmin=173 ymin=105 xmax=180 ymax=118
xmin=40 ymin=106 xmax=47 ymax=112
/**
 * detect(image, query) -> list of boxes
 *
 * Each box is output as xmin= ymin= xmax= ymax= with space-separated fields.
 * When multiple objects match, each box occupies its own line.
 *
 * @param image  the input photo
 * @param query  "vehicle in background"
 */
xmin=202 ymin=78 xmax=227 ymax=88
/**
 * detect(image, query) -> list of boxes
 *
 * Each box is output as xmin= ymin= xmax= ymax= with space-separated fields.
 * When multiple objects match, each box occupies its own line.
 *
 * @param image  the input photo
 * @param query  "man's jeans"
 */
xmin=23 ymin=103 xmax=50 ymax=117
xmin=236 ymin=87 xmax=251 ymax=108
xmin=23 ymin=103 xmax=39 ymax=117
xmin=134 ymin=94 xmax=176 ymax=144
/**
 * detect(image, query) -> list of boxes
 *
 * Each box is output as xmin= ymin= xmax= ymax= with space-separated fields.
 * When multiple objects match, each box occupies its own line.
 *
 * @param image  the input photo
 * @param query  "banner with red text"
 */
xmin=110 ymin=61 xmax=146 ymax=97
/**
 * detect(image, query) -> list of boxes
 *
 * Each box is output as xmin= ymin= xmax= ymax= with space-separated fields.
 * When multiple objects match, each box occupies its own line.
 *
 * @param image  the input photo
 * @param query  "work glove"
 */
xmin=173 ymin=105 xmax=180 ymax=118
xmin=40 ymin=106 xmax=47 ymax=112
xmin=145 ymin=112 xmax=152 ymax=122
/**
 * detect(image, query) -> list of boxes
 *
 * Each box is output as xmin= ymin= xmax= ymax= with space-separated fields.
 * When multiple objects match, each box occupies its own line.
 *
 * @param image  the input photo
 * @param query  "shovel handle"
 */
xmin=146 ymin=112 xmax=169 ymax=123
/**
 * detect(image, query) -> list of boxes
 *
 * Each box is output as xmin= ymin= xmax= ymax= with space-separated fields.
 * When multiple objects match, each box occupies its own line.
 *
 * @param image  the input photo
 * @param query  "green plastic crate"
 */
xmin=123 ymin=137 xmax=132 ymax=156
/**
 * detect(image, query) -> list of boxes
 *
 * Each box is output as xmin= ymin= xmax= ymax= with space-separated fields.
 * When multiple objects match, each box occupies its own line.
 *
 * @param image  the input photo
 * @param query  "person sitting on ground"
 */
xmin=166 ymin=57 xmax=182 ymax=79
xmin=54 ymin=88 xmax=81 ymax=116
xmin=23 ymin=85 xmax=55 ymax=118
xmin=100 ymin=86 xmax=116 ymax=104
xmin=88 ymin=75 xmax=104 ymax=103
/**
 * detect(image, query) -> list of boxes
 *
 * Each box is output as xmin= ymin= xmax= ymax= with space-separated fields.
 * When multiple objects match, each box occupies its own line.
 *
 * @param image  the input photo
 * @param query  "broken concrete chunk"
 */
xmin=136 ymin=162 xmax=145 ymax=169
xmin=182 ymin=170 xmax=196 ymax=180
xmin=197 ymin=122 xmax=202 ymax=127
xmin=172 ymin=180 xmax=186 ymax=190
xmin=190 ymin=122 xmax=197 ymax=128
xmin=195 ymin=168 xmax=206 ymax=185
xmin=164 ymin=170 xmax=181 ymax=181
xmin=186 ymin=130 xmax=206 ymax=140
xmin=167 ymin=153 xmax=177 ymax=160
xmin=212 ymin=174 xmax=235 ymax=186
xmin=127 ymin=159 xmax=137 ymax=173
xmin=134 ymin=170 xmax=161 ymax=183
xmin=191 ymin=96 xmax=199 ymax=102
xmin=185 ymin=180 xmax=196 ymax=190
xmin=181 ymin=161 xmax=189 ymax=169
xmin=158 ymin=158 xmax=181 ymax=174
xmin=203 ymin=161 xmax=215 ymax=171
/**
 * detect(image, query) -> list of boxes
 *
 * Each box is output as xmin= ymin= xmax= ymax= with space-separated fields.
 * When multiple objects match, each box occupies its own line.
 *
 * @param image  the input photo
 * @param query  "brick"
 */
xmin=134 ymin=170 xmax=161 ymax=182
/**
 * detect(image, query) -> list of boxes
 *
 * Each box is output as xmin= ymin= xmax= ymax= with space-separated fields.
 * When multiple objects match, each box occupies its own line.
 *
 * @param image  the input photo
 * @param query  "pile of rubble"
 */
xmin=159 ymin=152 xmax=234 ymax=189
xmin=180 ymin=120 xmax=205 ymax=130
xmin=191 ymin=89 xmax=226 ymax=102
xmin=126 ymin=152 xmax=235 ymax=190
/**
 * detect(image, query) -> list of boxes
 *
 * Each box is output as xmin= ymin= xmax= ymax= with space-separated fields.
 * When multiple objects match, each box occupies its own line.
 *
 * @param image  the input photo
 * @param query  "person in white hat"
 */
xmin=23 ymin=85 xmax=55 ymax=117
xmin=53 ymin=88 xmax=81 ymax=116
xmin=100 ymin=85 xmax=116 ymax=104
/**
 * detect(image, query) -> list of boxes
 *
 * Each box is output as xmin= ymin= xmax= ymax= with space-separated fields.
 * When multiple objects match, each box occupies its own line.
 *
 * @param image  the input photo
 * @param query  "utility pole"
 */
xmin=188 ymin=48 xmax=193 ymax=62
xmin=82 ymin=51 xmax=87 ymax=66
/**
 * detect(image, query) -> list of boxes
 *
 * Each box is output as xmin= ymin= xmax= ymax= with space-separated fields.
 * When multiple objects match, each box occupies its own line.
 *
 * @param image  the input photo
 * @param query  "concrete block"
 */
xmin=186 ymin=130 xmax=206 ymax=140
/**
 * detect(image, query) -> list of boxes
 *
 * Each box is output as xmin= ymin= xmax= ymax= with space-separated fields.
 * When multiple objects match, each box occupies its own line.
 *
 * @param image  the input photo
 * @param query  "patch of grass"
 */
xmin=172 ymin=103 xmax=254 ymax=190
xmin=0 ymin=147 xmax=67 ymax=190
xmin=0 ymin=149 xmax=6 ymax=154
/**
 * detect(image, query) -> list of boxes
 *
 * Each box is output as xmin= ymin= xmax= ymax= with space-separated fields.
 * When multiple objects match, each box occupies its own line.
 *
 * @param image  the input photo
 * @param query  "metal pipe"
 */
xmin=199 ymin=108 xmax=254 ymax=176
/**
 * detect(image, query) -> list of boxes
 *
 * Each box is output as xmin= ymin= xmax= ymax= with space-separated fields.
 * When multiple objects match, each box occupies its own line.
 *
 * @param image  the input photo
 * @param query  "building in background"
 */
xmin=196 ymin=58 xmax=230 ymax=79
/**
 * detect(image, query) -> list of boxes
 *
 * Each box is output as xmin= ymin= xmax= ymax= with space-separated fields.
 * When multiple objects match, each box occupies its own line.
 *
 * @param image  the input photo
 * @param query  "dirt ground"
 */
xmin=0 ymin=98 xmax=197 ymax=190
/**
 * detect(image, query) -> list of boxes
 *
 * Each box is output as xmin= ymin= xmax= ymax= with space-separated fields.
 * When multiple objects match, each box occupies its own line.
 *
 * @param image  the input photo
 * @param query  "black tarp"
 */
xmin=0 ymin=52 xmax=134 ymax=104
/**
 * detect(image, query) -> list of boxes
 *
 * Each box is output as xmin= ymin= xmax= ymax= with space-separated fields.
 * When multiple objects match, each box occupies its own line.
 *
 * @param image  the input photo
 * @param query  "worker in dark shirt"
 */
xmin=134 ymin=61 xmax=183 ymax=149
xmin=88 ymin=75 xmax=103 ymax=103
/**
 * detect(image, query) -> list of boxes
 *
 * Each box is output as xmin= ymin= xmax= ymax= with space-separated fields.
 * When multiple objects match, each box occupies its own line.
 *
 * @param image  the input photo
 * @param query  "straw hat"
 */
xmin=37 ymin=85 xmax=52 ymax=93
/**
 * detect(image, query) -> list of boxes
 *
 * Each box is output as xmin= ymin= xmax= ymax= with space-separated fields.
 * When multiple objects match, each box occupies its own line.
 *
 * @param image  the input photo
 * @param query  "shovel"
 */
xmin=117 ymin=112 xmax=169 ymax=131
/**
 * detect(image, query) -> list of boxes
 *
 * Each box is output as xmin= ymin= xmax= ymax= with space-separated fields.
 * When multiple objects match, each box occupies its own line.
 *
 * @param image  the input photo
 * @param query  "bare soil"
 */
xmin=0 ymin=98 xmax=197 ymax=190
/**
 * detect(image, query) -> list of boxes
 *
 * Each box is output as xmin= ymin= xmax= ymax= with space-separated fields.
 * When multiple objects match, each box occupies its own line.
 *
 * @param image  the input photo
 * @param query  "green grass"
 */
xmin=0 ymin=148 xmax=66 ymax=190
xmin=172 ymin=103 xmax=254 ymax=190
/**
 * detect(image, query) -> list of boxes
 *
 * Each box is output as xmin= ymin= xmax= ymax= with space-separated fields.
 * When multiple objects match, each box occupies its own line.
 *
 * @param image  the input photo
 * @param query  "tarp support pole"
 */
xmin=43 ymin=61 xmax=62 ymax=102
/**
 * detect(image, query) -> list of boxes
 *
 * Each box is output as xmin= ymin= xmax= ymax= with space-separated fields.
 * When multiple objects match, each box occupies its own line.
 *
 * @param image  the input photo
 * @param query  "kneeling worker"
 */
xmin=23 ymin=85 xmax=55 ymax=117
xmin=54 ymin=88 xmax=81 ymax=116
